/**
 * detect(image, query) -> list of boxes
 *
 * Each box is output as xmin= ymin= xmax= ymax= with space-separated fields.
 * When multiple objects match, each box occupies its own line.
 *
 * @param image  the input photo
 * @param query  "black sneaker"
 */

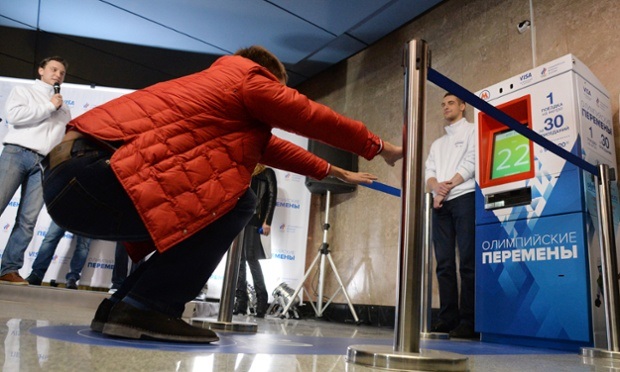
xmin=26 ymin=274 xmax=42 ymax=286
xmin=233 ymin=302 xmax=247 ymax=315
xmin=66 ymin=278 xmax=78 ymax=290
xmin=430 ymin=320 xmax=455 ymax=333
xmin=449 ymin=323 xmax=480 ymax=339
xmin=255 ymin=302 xmax=269 ymax=318
xmin=91 ymin=298 xmax=115 ymax=333
xmin=102 ymin=301 xmax=219 ymax=343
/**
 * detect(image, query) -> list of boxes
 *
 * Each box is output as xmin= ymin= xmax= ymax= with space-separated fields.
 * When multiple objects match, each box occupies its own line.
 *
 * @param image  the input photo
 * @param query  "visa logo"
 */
xmin=520 ymin=72 xmax=532 ymax=81
xmin=583 ymin=86 xmax=591 ymax=96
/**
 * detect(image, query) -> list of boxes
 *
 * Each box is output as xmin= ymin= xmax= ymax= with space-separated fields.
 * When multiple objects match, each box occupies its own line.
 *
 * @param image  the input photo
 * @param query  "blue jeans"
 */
xmin=29 ymin=220 xmax=92 ymax=281
xmin=432 ymin=192 xmax=476 ymax=327
xmin=0 ymin=144 xmax=46 ymax=276
xmin=42 ymin=140 xmax=256 ymax=317
xmin=42 ymin=147 xmax=150 ymax=241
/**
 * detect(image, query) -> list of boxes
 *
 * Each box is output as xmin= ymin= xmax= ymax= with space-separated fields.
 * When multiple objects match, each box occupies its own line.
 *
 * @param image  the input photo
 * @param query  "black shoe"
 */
xmin=255 ymin=302 xmax=269 ymax=318
xmin=91 ymin=298 xmax=115 ymax=333
xmin=449 ymin=323 xmax=480 ymax=339
xmin=233 ymin=302 xmax=247 ymax=315
xmin=25 ymin=274 xmax=42 ymax=286
xmin=430 ymin=320 xmax=454 ymax=333
xmin=102 ymin=301 xmax=219 ymax=343
xmin=66 ymin=278 xmax=78 ymax=289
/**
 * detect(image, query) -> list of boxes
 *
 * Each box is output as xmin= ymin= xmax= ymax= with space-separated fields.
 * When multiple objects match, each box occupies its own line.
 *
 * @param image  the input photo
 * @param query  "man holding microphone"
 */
xmin=0 ymin=56 xmax=70 ymax=285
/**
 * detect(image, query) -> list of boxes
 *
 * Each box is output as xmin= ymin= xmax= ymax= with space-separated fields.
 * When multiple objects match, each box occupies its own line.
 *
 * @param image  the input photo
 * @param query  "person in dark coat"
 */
xmin=234 ymin=165 xmax=277 ymax=317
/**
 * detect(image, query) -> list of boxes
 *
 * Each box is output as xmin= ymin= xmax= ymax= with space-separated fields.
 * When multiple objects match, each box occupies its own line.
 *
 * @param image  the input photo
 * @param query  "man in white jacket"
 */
xmin=425 ymin=93 xmax=477 ymax=338
xmin=0 ymin=56 xmax=71 ymax=285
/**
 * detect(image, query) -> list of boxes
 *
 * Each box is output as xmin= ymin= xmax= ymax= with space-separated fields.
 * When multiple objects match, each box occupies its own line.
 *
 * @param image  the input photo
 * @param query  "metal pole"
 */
xmin=316 ymin=191 xmax=331 ymax=313
xmin=420 ymin=193 xmax=448 ymax=340
xmin=420 ymin=192 xmax=433 ymax=334
xmin=218 ymin=230 xmax=244 ymax=323
xmin=192 ymin=230 xmax=257 ymax=332
xmin=347 ymin=38 xmax=467 ymax=371
xmin=582 ymin=164 xmax=620 ymax=359
xmin=598 ymin=164 xmax=620 ymax=351
xmin=394 ymin=34 xmax=428 ymax=354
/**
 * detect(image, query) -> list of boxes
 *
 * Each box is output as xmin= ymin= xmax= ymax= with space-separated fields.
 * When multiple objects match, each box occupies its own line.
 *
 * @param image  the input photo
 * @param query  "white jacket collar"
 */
xmin=444 ymin=117 xmax=468 ymax=136
xmin=34 ymin=79 xmax=55 ymax=94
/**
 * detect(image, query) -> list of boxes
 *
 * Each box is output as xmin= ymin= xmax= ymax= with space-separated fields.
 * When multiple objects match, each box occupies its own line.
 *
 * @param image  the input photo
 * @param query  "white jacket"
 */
xmin=4 ymin=79 xmax=71 ymax=156
xmin=425 ymin=118 xmax=476 ymax=201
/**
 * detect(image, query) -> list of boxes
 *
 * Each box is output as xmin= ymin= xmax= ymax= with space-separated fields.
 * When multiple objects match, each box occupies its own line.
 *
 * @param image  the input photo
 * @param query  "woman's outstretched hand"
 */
xmin=328 ymin=165 xmax=378 ymax=185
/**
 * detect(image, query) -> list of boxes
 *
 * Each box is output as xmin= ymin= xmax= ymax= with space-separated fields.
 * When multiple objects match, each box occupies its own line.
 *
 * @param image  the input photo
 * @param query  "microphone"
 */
xmin=53 ymin=83 xmax=60 ymax=94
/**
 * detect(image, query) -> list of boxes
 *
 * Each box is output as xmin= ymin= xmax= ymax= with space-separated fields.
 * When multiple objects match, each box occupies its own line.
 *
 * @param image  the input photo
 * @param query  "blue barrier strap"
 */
xmin=427 ymin=68 xmax=599 ymax=177
xmin=361 ymin=181 xmax=401 ymax=197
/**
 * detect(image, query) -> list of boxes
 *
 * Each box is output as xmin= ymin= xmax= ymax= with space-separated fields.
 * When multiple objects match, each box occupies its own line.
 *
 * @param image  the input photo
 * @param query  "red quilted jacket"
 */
xmin=69 ymin=55 xmax=382 ymax=259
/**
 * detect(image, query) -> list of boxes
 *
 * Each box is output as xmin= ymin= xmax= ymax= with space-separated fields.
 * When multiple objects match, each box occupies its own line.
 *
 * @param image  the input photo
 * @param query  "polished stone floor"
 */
xmin=1 ymin=284 xmax=618 ymax=371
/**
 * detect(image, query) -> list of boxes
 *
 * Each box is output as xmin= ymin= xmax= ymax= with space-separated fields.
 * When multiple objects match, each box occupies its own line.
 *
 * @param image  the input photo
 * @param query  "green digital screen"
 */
xmin=491 ymin=129 xmax=531 ymax=179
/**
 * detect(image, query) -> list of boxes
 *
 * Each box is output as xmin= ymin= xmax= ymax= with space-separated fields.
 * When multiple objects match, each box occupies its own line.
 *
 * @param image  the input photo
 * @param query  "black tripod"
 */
xmin=280 ymin=190 xmax=359 ymax=322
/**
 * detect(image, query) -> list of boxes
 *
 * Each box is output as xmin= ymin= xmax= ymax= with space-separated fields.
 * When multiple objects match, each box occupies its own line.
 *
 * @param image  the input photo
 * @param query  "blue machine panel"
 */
xmin=476 ymin=212 xmax=591 ymax=349
xmin=474 ymin=54 xmax=615 ymax=351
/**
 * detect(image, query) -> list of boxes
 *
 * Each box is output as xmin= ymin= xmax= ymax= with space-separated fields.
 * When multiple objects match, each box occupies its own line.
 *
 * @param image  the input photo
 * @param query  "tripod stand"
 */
xmin=280 ymin=190 xmax=360 ymax=322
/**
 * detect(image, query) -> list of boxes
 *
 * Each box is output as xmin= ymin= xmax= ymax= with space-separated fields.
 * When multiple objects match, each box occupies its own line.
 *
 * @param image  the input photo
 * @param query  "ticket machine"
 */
xmin=474 ymin=54 xmax=618 ymax=351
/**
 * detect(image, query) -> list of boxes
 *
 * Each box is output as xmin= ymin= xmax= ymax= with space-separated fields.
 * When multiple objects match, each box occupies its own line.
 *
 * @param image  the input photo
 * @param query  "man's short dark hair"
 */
xmin=39 ymin=56 xmax=69 ymax=71
xmin=234 ymin=46 xmax=288 ymax=84
xmin=443 ymin=92 xmax=464 ymax=105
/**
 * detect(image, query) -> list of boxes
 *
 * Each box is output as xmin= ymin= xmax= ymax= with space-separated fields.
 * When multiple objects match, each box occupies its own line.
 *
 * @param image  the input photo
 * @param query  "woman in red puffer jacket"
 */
xmin=42 ymin=45 xmax=402 ymax=344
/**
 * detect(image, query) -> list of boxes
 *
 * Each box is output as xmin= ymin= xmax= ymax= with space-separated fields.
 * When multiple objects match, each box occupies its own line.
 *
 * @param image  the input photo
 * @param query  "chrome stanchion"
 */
xmin=191 ymin=229 xmax=257 ymax=333
xmin=420 ymin=192 xmax=449 ymax=340
xmin=582 ymin=164 xmax=620 ymax=359
xmin=346 ymin=38 xmax=467 ymax=371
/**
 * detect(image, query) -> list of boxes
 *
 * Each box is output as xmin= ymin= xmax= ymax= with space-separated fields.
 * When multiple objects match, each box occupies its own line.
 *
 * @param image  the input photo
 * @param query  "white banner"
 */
xmin=205 ymin=128 xmax=312 ymax=302
xmin=0 ymin=77 xmax=309 ymax=298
